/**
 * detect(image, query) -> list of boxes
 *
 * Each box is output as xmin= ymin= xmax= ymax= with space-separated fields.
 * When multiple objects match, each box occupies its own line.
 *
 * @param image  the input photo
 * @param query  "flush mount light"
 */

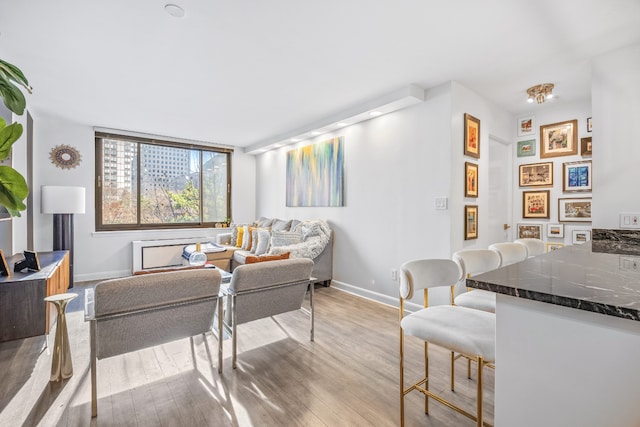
xmin=164 ymin=4 xmax=185 ymax=17
xmin=526 ymin=83 xmax=555 ymax=104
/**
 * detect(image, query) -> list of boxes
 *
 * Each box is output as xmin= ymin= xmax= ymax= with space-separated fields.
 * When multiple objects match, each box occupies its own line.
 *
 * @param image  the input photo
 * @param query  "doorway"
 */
xmin=487 ymin=137 xmax=513 ymax=245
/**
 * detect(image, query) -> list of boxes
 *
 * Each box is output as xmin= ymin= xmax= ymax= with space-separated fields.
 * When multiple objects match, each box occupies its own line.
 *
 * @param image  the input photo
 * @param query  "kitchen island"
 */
xmin=468 ymin=242 xmax=640 ymax=427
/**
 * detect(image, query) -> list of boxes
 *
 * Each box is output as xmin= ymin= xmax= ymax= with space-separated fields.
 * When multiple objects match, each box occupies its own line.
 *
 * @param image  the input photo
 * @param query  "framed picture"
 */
xmin=517 ymin=139 xmax=536 ymax=157
xmin=572 ymin=230 xmax=592 ymax=244
xmin=546 ymin=242 xmax=565 ymax=252
xmin=517 ymin=116 xmax=535 ymax=137
xmin=523 ymin=190 xmax=550 ymax=219
xmin=517 ymin=223 xmax=543 ymax=240
xmin=540 ymin=119 xmax=578 ymax=158
xmin=563 ymin=160 xmax=592 ymax=192
xmin=465 ymin=205 xmax=478 ymax=240
xmin=519 ymin=162 xmax=553 ymax=187
xmin=587 ymin=117 xmax=592 ymax=133
xmin=0 ymin=249 xmax=9 ymax=277
xmin=558 ymin=197 xmax=592 ymax=222
xmin=581 ymin=137 xmax=592 ymax=156
xmin=465 ymin=162 xmax=478 ymax=198
xmin=547 ymin=223 xmax=564 ymax=238
xmin=464 ymin=113 xmax=480 ymax=159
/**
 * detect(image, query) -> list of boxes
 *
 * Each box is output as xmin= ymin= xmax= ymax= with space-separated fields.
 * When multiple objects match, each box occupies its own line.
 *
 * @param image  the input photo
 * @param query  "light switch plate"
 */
xmin=619 ymin=213 xmax=640 ymax=229
xmin=435 ymin=197 xmax=448 ymax=210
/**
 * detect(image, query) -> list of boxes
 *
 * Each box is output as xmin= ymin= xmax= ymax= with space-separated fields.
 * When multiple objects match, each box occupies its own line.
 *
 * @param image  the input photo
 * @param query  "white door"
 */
xmin=488 ymin=137 xmax=513 ymax=245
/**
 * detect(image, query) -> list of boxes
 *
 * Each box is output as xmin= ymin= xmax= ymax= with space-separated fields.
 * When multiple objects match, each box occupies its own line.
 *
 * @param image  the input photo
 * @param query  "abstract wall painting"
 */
xmin=286 ymin=137 xmax=344 ymax=207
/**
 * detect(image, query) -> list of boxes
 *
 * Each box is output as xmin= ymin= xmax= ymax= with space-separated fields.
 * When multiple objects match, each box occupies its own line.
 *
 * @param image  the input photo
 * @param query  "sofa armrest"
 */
xmin=216 ymin=233 xmax=232 ymax=245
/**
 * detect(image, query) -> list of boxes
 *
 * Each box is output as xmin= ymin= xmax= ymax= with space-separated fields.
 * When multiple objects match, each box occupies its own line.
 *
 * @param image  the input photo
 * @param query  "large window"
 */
xmin=95 ymin=132 xmax=232 ymax=231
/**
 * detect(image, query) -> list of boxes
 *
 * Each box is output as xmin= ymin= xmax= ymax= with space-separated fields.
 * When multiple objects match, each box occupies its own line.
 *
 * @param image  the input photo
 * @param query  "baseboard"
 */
xmin=75 ymin=269 xmax=131 ymax=283
xmin=330 ymin=280 xmax=422 ymax=313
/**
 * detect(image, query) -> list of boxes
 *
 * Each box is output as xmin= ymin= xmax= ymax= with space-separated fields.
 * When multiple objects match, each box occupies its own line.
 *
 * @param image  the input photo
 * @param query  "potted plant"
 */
xmin=0 ymin=58 xmax=31 ymax=217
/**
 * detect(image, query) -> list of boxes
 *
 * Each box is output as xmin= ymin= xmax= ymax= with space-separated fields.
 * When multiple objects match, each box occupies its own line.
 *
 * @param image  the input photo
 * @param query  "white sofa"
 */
xmin=216 ymin=217 xmax=333 ymax=286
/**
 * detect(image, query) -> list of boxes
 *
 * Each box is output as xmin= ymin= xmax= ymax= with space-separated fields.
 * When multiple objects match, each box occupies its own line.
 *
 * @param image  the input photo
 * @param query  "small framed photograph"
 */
xmin=519 ymin=162 xmax=553 ymax=187
xmin=546 ymin=242 xmax=565 ymax=252
xmin=0 ymin=249 xmax=9 ymax=277
xmin=587 ymin=117 xmax=592 ymax=133
xmin=464 ymin=162 xmax=478 ymax=198
xmin=517 ymin=139 xmax=536 ymax=157
xmin=523 ymin=190 xmax=550 ymax=219
xmin=464 ymin=113 xmax=481 ymax=159
xmin=547 ymin=223 xmax=565 ymax=238
xmin=517 ymin=116 xmax=535 ymax=137
xmin=563 ymin=160 xmax=592 ymax=192
xmin=581 ymin=137 xmax=592 ymax=156
xmin=517 ymin=223 xmax=543 ymax=240
xmin=540 ymin=119 xmax=578 ymax=158
xmin=559 ymin=197 xmax=592 ymax=222
xmin=465 ymin=205 xmax=478 ymax=240
xmin=572 ymin=230 xmax=592 ymax=244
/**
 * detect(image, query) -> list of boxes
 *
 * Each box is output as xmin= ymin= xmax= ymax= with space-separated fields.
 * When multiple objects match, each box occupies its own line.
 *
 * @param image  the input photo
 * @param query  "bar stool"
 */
xmin=488 ymin=242 xmax=528 ymax=266
xmin=399 ymin=259 xmax=495 ymax=427
xmin=515 ymin=238 xmax=545 ymax=258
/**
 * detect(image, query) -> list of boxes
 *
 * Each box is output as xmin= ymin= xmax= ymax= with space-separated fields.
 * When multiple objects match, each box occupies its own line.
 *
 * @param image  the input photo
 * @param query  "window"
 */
xmin=95 ymin=132 xmax=232 ymax=231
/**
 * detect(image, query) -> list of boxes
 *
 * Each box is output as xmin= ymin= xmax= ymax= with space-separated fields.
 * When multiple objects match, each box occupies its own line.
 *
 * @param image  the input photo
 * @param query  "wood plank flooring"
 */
xmin=0 ymin=283 xmax=493 ymax=426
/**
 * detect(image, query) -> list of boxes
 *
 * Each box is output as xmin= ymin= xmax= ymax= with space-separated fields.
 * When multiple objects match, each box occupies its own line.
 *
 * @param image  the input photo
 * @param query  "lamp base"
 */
xmin=53 ymin=213 xmax=74 ymax=288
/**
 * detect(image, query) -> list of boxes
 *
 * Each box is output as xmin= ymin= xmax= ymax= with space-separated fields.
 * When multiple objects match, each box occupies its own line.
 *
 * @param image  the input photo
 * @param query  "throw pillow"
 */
xmin=256 ymin=217 xmax=274 ymax=228
xmin=245 ymin=252 xmax=290 ymax=264
xmin=255 ymin=229 xmax=271 ymax=255
xmin=250 ymin=228 xmax=259 ymax=254
xmin=271 ymin=230 xmax=303 ymax=247
xmin=230 ymin=223 xmax=252 ymax=246
xmin=241 ymin=226 xmax=255 ymax=251
xmin=235 ymin=226 xmax=245 ymax=247
xmin=271 ymin=218 xmax=292 ymax=232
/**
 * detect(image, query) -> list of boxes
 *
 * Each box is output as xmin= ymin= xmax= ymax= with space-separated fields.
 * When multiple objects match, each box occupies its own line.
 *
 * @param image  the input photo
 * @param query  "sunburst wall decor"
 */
xmin=50 ymin=144 xmax=82 ymax=169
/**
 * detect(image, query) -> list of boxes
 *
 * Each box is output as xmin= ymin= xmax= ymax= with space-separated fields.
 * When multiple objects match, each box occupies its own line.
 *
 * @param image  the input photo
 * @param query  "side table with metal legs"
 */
xmin=44 ymin=293 xmax=78 ymax=381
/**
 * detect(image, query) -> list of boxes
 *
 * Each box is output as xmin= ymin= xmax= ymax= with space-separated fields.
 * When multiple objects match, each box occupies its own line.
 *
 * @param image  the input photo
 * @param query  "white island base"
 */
xmin=495 ymin=294 xmax=640 ymax=427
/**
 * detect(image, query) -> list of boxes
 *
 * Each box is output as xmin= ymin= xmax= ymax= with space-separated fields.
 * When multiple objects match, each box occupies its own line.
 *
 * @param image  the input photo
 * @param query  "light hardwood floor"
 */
xmin=0 ymin=283 xmax=493 ymax=426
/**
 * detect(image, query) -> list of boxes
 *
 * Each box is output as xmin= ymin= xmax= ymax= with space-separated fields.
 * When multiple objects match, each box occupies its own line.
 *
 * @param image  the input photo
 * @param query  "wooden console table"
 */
xmin=0 ymin=250 xmax=70 ymax=342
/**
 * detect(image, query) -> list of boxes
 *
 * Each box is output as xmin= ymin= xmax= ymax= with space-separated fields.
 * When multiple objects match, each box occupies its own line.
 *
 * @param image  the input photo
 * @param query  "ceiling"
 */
xmin=1 ymin=0 xmax=639 ymax=150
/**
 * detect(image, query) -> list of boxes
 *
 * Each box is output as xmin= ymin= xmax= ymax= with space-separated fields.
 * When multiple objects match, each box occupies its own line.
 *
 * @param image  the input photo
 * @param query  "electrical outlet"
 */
xmin=619 ymin=213 xmax=640 ymax=229
xmin=391 ymin=269 xmax=398 ymax=282
xmin=619 ymin=256 xmax=640 ymax=272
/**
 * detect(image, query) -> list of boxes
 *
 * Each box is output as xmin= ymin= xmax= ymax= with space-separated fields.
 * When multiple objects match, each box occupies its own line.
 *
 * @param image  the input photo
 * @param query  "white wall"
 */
xmin=512 ymin=100 xmax=592 ymax=246
xmin=26 ymin=113 xmax=256 ymax=281
xmin=591 ymin=43 xmax=640 ymax=228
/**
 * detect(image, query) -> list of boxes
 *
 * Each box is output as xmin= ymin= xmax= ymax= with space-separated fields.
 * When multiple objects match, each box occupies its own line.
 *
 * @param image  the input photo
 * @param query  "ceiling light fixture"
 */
xmin=526 ymin=83 xmax=555 ymax=104
xmin=369 ymin=111 xmax=383 ymax=116
xmin=164 ymin=4 xmax=185 ymax=18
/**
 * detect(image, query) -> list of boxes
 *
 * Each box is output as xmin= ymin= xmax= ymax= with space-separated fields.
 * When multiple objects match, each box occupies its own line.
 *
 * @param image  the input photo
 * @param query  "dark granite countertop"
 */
xmin=467 ymin=242 xmax=640 ymax=322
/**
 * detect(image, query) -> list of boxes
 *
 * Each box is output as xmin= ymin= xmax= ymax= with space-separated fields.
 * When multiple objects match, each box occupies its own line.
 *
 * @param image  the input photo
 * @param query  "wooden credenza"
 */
xmin=0 ymin=250 xmax=70 ymax=342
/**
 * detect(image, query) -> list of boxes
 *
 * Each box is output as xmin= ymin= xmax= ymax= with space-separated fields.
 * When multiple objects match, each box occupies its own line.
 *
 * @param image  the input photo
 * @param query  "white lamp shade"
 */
xmin=41 ymin=186 xmax=86 ymax=214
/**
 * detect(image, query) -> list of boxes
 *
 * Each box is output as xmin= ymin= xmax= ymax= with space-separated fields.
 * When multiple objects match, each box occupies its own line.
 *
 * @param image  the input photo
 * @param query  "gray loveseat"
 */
xmin=216 ymin=217 xmax=333 ymax=286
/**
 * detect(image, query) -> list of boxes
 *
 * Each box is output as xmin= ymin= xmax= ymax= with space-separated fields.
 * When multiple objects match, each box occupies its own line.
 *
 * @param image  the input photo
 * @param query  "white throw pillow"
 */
xmin=255 ymin=229 xmax=271 ymax=255
xmin=250 ymin=229 xmax=259 ymax=254
xmin=271 ymin=230 xmax=302 ymax=247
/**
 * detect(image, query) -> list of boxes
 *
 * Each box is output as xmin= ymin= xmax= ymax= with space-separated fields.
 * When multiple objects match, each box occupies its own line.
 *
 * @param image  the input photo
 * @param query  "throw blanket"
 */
xmin=268 ymin=219 xmax=331 ymax=260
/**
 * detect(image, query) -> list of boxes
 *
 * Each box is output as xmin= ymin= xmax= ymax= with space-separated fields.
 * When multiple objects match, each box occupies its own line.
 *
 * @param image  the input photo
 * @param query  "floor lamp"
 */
xmin=41 ymin=186 xmax=85 ymax=288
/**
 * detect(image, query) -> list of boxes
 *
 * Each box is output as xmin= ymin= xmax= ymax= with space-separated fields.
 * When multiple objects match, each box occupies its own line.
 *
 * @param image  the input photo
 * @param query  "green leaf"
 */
xmin=0 ymin=79 xmax=26 ymax=115
xmin=0 ymin=165 xmax=28 ymax=214
xmin=0 ymin=59 xmax=31 ymax=92
xmin=0 ymin=122 xmax=22 ymax=160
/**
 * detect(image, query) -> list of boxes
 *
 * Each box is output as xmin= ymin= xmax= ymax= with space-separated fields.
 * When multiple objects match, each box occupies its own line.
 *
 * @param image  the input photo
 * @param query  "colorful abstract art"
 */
xmin=286 ymin=137 xmax=344 ymax=207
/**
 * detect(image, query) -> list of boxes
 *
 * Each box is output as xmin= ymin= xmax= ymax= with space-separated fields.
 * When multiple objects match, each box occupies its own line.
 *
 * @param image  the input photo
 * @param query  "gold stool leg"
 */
xmin=50 ymin=299 xmax=73 ymax=381
xmin=476 ymin=356 xmax=484 ymax=427
xmin=424 ymin=341 xmax=429 ymax=414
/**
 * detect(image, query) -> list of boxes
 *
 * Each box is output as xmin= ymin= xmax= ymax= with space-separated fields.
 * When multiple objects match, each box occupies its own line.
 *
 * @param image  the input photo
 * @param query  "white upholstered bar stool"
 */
xmin=515 ymin=238 xmax=545 ymax=258
xmin=399 ymin=259 xmax=495 ymax=427
xmin=488 ymin=242 xmax=528 ymax=266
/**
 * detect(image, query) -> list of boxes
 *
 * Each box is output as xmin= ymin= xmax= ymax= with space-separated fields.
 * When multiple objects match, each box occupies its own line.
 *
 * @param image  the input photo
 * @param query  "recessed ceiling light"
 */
xmin=290 ymin=138 xmax=300 ymax=142
xmin=369 ymin=111 xmax=382 ymax=116
xmin=164 ymin=4 xmax=185 ymax=18
xmin=311 ymin=131 xmax=322 ymax=135
xmin=337 ymin=122 xmax=349 ymax=127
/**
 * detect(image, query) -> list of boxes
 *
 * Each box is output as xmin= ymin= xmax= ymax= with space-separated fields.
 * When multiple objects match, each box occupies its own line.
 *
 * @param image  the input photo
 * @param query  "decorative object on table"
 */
xmin=41 ymin=186 xmax=86 ymax=287
xmin=558 ymin=197 xmax=592 ymax=222
xmin=572 ymin=230 xmax=592 ymax=244
xmin=587 ymin=117 xmax=592 ymax=132
xmin=547 ymin=223 xmax=565 ymax=238
xmin=286 ymin=137 xmax=344 ymax=207
xmin=0 ymin=249 xmax=9 ymax=277
xmin=517 ymin=139 xmax=536 ymax=157
xmin=0 ymin=58 xmax=31 ymax=217
xmin=45 ymin=292 xmax=77 ymax=381
xmin=464 ymin=162 xmax=478 ymax=198
xmin=464 ymin=205 xmax=478 ymax=240
xmin=522 ymin=190 xmax=550 ymax=219
xmin=526 ymin=83 xmax=554 ymax=104
xmin=517 ymin=115 xmax=535 ymax=136
xmin=519 ymin=162 xmax=553 ymax=187
xmin=546 ymin=242 xmax=565 ymax=252
xmin=581 ymin=137 xmax=592 ymax=156
xmin=49 ymin=144 xmax=82 ymax=169
xmin=517 ymin=223 xmax=543 ymax=240
xmin=540 ymin=119 xmax=578 ymax=158
xmin=13 ymin=250 xmax=41 ymax=272
xmin=187 ymin=242 xmax=207 ymax=266
xmin=463 ymin=113 xmax=480 ymax=159
xmin=563 ymin=160 xmax=592 ymax=192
